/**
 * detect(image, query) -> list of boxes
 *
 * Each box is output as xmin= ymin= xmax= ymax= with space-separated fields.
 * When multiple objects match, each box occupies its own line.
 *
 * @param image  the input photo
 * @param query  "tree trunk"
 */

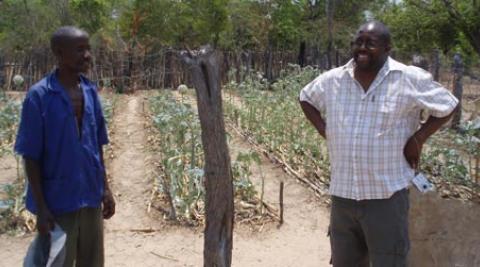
xmin=0 ymin=50 xmax=4 ymax=89
xmin=451 ymin=52 xmax=463 ymax=129
xmin=235 ymin=52 xmax=241 ymax=83
xmin=298 ymin=41 xmax=306 ymax=67
xmin=164 ymin=49 xmax=174 ymax=89
xmin=431 ymin=49 xmax=441 ymax=81
xmin=335 ymin=49 xmax=340 ymax=67
xmin=180 ymin=47 xmax=234 ymax=267
xmin=326 ymin=0 xmax=335 ymax=69
xmin=264 ymin=41 xmax=273 ymax=82
xmin=241 ymin=50 xmax=252 ymax=80
xmin=222 ymin=51 xmax=230 ymax=83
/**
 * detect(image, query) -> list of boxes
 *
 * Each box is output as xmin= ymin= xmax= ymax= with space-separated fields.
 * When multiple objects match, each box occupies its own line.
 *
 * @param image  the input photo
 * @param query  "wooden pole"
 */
xmin=431 ymin=49 xmax=440 ymax=82
xmin=451 ymin=52 xmax=463 ymax=129
xmin=180 ymin=47 xmax=234 ymax=267
xmin=279 ymin=181 xmax=284 ymax=227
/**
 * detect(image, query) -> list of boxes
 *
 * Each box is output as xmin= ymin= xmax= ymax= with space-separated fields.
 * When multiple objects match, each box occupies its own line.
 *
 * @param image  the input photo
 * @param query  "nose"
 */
xmin=352 ymin=40 xmax=368 ymax=51
xmin=357 ymin=41 xmax=368 ymax=50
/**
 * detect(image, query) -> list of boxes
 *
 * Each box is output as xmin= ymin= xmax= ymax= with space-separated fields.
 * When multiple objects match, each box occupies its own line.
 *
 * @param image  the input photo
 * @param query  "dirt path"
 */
xmin=0 ymin=92 xmax=331 ymax=267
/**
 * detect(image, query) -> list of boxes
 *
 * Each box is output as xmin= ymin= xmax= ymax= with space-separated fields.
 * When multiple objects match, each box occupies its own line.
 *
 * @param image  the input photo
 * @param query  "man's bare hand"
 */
xmin=102 ymin=188 xmax=115 ymax=219
xmin=36 ymin=208 xmax=55 ymax=235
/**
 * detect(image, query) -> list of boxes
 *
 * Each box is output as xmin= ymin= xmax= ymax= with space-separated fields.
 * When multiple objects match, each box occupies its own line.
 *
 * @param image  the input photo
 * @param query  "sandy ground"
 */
xmin=0 ymin=92 xmax=331 ymax=267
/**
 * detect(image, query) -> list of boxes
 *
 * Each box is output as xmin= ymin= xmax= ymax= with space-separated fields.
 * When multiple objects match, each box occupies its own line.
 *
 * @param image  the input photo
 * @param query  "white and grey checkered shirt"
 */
xmin=300 ymin=57 xmax=458 ymax=200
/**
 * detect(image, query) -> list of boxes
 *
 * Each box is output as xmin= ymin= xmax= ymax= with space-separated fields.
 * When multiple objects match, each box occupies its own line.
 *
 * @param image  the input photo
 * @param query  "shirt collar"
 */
xmin=46 ymin=70 xmax=62 ymax=93
xmin=46 ymin=69 xmax=92 ymax=93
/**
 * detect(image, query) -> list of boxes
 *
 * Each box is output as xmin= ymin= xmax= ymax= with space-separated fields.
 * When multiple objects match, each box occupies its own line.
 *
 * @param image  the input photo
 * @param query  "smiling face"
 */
xmin=352 ymin=22 xmax=391 ymax=72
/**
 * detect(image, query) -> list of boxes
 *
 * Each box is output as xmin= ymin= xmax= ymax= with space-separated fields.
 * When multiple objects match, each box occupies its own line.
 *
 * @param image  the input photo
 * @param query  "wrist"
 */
xmin=413 ymin=132 xmax=427 ymax=145
xmin=37 ymin=206 xmax=51 ymax=216
xmin=103 ymin=187 xmax=113 ymax=197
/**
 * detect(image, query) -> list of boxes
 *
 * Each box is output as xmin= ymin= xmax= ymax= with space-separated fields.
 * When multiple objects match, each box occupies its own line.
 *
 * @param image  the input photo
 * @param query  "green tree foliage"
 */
xmin=0 ymin=0 xmax=57 ymax=52
xmin=377 ymin=0 xmax=480 ymax=64
xmin=70 ymin=0 xmax=111 ymax=34
xmin=269 ymin=0 xmax=304 ymax=50
xmin=3 ymin=0 xmax=478 ymax=68
xmin=118 ymin=0 xmax=229 ymax=49
xmin=0 ymin=0 xmax=113 ymax=52
xmin=221 ymin=0 xmax=270 ymax=50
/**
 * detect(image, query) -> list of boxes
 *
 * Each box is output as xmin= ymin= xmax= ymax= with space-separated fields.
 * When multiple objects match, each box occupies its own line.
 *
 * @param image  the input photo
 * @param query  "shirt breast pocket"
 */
xmin=376 ymin=96 xmax=401 ymax=132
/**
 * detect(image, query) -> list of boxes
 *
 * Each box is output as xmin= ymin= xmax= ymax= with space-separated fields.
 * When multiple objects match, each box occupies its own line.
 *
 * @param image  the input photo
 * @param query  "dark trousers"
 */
xmin=329 ymin=189 xmax=410 ymax=267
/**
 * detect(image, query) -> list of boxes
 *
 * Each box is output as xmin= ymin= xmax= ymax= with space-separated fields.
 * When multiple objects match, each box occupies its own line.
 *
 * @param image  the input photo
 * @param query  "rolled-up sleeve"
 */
xmin=299 ymin=75 xmax=326 ymax=113
xmin=413 ymin=71 xmax=459 ymax=118
xmin=14 ymin=94 xmax=43 ymax=161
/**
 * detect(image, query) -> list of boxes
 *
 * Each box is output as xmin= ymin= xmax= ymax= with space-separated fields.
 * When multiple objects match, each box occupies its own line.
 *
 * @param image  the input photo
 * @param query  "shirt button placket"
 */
xmin=352 ymin=126 xmax=358 ymax=199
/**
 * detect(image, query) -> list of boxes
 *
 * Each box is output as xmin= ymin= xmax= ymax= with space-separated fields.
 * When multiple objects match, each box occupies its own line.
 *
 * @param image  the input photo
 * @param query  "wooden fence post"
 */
xmin=180 ymin=47 xmax=234 ymax=267
xmin=451 ymin=52 xmax=463 ymax=129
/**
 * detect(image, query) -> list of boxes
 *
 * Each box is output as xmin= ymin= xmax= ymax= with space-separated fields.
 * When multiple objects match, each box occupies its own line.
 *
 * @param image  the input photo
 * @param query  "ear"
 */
xmin=384 ymin=42 xmax=392 ymax=53
xmin=53 ymin=46 xmax=65 ymax=61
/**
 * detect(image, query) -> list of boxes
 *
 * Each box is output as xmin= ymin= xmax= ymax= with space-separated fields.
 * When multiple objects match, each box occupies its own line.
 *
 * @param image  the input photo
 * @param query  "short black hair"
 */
xmin=357 ymin=21 xmax=391 ymax=45
xmin=50 ymin=26 xmax=89 ymax=55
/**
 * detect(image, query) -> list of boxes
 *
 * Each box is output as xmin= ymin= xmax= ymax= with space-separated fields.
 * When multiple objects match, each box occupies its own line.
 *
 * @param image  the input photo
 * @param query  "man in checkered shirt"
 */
xmin=299 ymin=21 xmax=458 ymax=267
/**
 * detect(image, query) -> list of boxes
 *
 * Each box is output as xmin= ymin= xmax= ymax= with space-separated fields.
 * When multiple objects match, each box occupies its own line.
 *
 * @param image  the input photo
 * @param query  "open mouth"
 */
xmin=355 ymin=53 xmax=370 ymax=64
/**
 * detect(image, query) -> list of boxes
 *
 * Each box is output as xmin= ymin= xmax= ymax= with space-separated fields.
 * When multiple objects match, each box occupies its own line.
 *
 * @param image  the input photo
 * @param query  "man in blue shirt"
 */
xmin=15 ymin=26 xmax=115 ymax=266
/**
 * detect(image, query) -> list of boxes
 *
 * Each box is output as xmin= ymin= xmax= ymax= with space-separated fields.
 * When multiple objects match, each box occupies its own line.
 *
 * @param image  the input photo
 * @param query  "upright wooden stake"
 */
xmin=279 ymin=181 xmax=284 ymax=227
xmin=181 ymin=47 xmax=234 ymax=267
xmin=451 ymin=52 xmax=463 ymax=129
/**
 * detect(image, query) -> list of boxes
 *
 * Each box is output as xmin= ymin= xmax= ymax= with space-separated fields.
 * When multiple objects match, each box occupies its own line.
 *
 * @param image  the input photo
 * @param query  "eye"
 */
xmin=366 ymin=41 xmax=376 ymax=49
